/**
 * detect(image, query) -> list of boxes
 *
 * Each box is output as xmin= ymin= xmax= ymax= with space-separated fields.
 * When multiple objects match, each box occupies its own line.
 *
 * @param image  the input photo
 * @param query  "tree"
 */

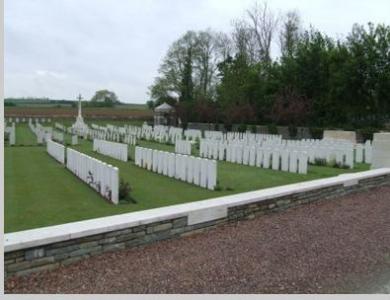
xmin=246 ymin=1 xmax=280 ymax=63
xmin=149 ymin=29 xmax=227 ymax=105
xmin=180 ymin=47 xmax=194 ymax=102
xmin=90 ymin=90 xmax=119 ymax=107
xmin=280 ymin=10 xmax=301 ymax=58
xmin=270 ymin=86 xmax=312 ymax=125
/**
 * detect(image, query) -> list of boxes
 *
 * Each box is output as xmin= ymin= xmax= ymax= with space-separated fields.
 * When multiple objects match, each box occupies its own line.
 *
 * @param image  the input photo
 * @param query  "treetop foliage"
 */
xmin=148 ymin=1 xmax=390 ymax=129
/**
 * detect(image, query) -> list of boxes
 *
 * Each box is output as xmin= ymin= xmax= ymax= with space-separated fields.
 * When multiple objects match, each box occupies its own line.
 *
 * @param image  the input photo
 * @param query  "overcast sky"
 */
xmin=5 ymin=0 xmax=390 ymax=103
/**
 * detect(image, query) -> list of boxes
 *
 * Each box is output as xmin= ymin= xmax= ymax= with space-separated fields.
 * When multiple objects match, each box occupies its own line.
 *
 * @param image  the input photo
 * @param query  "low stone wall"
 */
xmin=5 ymin=169 xmax=390 ymax=278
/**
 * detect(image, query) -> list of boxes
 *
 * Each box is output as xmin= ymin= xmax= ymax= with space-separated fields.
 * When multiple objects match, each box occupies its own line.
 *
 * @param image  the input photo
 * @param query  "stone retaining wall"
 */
xmin=5 ymin=170 xmax=390 ymax=278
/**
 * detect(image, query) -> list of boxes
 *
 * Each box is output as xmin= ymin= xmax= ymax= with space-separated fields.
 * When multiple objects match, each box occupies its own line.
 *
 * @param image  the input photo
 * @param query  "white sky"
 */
xmin=5 ymin=0 xmax=390 ymax=103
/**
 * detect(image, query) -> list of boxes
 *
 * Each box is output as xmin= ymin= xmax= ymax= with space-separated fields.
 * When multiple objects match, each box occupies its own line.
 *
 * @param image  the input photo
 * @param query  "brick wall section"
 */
xmin=5 ymin=174 xmax=390 ymax=278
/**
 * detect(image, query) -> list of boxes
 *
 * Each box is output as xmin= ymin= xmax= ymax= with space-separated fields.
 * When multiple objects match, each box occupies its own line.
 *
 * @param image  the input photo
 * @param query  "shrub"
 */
xmin=310 ymin=127 xmax=323 ymax=139
xmin=311 ymin=158 xmax=327 ymax=166
xmin=288 ymin=125 xmax=298 ymax=139
xmin=358 ymin=127 xmax=377 ymax=142
xmin=225 ymin=123 xmax=232 ymax=132
xmin=119 ymin=179 xmax=136 ymax=203
xmin=267 ymin=124 xmax=278 ymax=134
xmin=311 ymin=158 xmax=349 ymax=169
xmin=237 ymin=123 xmax=247 ymax=133
xmin=250 ymin=124 xmax=257 ymax=133
xmin=214 ymin=185 xmax=222 ymax=191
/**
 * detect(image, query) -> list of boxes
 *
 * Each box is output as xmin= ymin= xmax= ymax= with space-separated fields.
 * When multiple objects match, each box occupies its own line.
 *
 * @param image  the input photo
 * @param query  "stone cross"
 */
xmin=77 ymin=94 xmax=83 ymax=118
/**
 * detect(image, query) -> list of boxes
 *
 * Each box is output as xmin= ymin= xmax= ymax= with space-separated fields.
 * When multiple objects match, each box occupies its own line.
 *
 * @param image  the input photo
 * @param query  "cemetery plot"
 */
xmin=5 ymin=123 xmax=371 ymax=233
xmin=4 ymin=147 xmax=114 ymax=232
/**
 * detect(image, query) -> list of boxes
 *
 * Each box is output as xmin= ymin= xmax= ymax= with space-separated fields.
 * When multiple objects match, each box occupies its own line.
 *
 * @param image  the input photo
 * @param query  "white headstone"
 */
xmin=272 ymin=150 xmax=280 ymax=170
xmin=289 ymin=151 xmax=298 ymax=173
xmin=355 ymin=144 xmax=363 ymax=163
xmin=371 ymin=133 xmax=390 ymax=169
xmin=281 ymin=150 xmax=289 ymax=172
xmin=263 ymin=149 xmax=271 ymax=169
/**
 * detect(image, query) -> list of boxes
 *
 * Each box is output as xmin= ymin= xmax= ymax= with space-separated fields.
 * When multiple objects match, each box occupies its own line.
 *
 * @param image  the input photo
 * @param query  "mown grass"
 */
xmin=5 ymin=129 xmax=370 ymax=233
xmin=14 ymin=124 xmax=38 ymax=146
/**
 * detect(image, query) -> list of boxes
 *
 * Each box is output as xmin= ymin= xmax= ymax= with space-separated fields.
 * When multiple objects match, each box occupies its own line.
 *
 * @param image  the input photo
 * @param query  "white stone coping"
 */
xmin=5 ymin=168 xmax=390 ymax=253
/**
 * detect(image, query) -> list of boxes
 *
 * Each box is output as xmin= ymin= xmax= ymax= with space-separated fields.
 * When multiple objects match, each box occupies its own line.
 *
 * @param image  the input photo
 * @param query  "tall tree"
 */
xmin=180 ymin=47 xmax=194 ymax=102
xmin=149 ymin=30 xmax=225 ymax=104
xmin=280 ymin=10 xmax=301 ymax=58
xmin=246 ymin=1 xmax=279 ymax=63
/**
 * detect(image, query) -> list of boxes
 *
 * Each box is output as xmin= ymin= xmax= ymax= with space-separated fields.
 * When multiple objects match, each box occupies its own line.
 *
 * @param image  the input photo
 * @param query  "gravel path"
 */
xmin=5 ymin=186 xmax=390 ymax=294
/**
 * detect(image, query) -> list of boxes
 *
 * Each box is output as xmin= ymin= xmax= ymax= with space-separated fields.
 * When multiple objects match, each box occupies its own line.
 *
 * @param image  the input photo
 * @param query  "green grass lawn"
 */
xmin=5 ymin=130 xmax=370 ymax=233
xmin=14 ymin=124 xmax=38 ymax=146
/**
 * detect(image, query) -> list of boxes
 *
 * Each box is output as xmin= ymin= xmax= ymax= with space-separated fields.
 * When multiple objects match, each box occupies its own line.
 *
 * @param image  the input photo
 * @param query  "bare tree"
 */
xmin=194 ymin=30 xmax=220 ymax=98
xmin=231 ymin=19 xmax=257 ymax=63
xmin=246 ymin=1 xmax=280 ymax=62
xmin=215 ymin=31 xmax=234 ymax=61
xmin=279 ymin=10 xmax=301 ymax=57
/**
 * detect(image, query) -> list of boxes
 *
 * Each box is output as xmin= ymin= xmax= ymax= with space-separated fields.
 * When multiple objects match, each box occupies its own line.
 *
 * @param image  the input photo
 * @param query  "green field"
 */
xmin=5 ymin=125 xmax=370 ymax=233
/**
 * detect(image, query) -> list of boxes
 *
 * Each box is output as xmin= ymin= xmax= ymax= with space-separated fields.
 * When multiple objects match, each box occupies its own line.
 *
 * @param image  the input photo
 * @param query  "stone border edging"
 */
xmin=5 ymin=168 xmax=390 ymax=253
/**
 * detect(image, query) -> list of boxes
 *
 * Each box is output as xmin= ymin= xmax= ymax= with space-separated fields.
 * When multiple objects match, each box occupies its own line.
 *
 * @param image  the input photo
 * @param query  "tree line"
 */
xmin=148 ymin=1 xmax=390 ymax=131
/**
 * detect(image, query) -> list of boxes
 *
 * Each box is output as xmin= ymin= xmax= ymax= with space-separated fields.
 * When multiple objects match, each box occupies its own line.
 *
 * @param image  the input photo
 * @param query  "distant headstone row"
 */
xmin=7 ymin=117 xmax=50 ymax=123
xmin=52 ymin=131 xmax=64 ymax=143
xmin=184 ymin=129 xmax=202 ymax=141
xmin=135 ymin=146 xmax=217 ymax=190
xmin=200 ymin=139 xmax=309 ymax=174
xmin=175 ymin=139 xmax=192 ymax=155
xmin=29 ymin=120 xmax=52 ymax=144
xmin=55 ymin=122 xmax=66 ymax=132
xmin=131 ymin=124 xmax=282 ymax=146
xmin=71 ymin=125 xmax=137 ymax=146
xmin=93 ymin=139 xmax=128 ymax=162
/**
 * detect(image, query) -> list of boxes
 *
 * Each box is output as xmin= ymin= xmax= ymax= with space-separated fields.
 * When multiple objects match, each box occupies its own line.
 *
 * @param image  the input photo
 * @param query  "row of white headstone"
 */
xmin=222 ymin=131 xmax=282 ymax=144
xmin=52 ymin=131 xmax=64 ymax=143
xmin=355 ymin=141 xmax=372 ymax=164
xmin=67 ymin=147 xmax=119 ymax=204
xmin=55 ymin=122 xmax=66 ymax=131
xmin=123 ymin=134 xmax=137 ymax=145
xmin=201 ymin=133 xmax=374 ymax=167
xmin=93 ymin=139 xmax=128 ymax=162
xmin=175 ymin=139 xmax=192 ymax=155
xmin=5 ymin=123 xmax=16 ymax=145
xmin=184 ymin=129 xmax=202 ymax=141
xmin=200 ymin=140 xmax=309 ymax=174
xmin=204 ymin=130 xmax=224 ymax=140
xmin=78 ymin=127 xmax=137 ymax=146
xmin=29 ymin=121 xmax=52 ymax=144
xmin=6 ymin=117 xmax=51 ymax=123
xmin=135 ymin=146 xmax=217 ymax=190
xmin=47 ymin=140 xmax=65 ymax=164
